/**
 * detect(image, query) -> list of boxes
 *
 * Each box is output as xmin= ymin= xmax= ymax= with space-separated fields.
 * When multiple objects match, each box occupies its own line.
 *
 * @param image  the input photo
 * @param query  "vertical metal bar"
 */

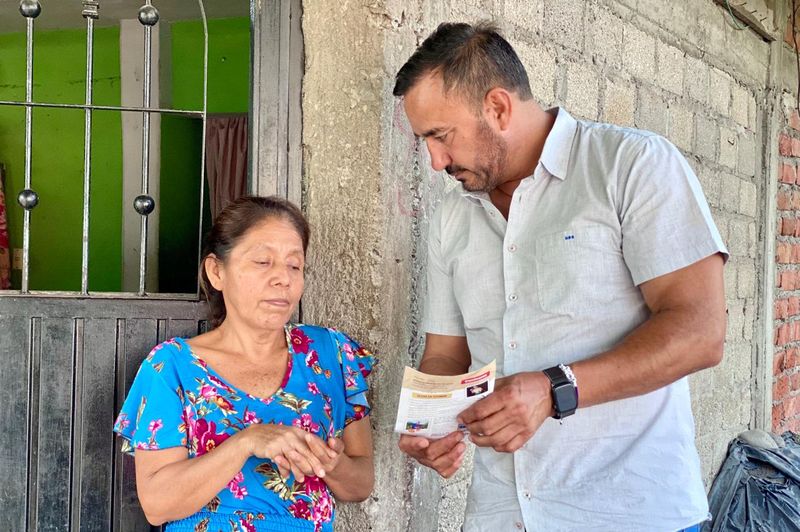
xmin=21 ymin=13 xmax=35 ymax=293
xmin=25 ymin=316 xmax=41 ymax=531
xmin=69 ymin=318 xmax=85 ymax=531
xmin=81 ymin=9 xmax=96 ymax=295
xmin=195 ymin=0 xmax=209 ymax=298
xmin=137 ymin=6 xmax=154 ymax=296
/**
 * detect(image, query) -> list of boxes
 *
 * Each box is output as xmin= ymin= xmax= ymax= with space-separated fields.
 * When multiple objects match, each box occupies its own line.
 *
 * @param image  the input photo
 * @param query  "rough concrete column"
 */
xmin=301 ymin=1 xmax=418 ymax=530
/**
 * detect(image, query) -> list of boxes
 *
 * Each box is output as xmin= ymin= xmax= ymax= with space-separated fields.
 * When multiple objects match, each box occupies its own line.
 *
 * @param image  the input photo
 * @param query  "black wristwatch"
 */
xmin=543 ymin=365 xmax=578 ymax=420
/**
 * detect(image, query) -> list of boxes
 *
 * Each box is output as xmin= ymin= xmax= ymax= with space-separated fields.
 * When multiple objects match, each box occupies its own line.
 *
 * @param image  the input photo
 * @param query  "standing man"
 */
xmin=394 ymin=22 xmax=727 ymax=532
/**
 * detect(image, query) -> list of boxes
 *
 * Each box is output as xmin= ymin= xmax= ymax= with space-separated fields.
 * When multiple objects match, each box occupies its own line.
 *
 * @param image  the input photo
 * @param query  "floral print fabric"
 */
xmin=113 ymin=324 xmax=373 ymax=532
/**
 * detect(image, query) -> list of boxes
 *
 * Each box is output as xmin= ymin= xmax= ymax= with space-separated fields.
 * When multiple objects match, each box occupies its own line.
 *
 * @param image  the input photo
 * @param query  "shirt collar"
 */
xmin=538 ymin=107 xmax=578 ymax=181
xmin=459 ymin=106 xmax=579 ymax=200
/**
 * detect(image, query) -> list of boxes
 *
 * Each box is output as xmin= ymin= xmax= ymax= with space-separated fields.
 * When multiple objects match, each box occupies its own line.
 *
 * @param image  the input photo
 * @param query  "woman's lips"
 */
xmin=263 ymin=299 xmax=290 ymax=307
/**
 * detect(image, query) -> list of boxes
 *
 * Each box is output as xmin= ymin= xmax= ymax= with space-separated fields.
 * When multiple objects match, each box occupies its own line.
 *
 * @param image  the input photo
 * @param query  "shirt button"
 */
xmin=515 ymin=523 xmax=524 ymax=530
xmin=508 ymin=244 xmax=517 ymax=252
xmin=523 ymin=490 xmax=531 ymax=499
xmin=508 ymin=294 xmax=518 ymax=302
xmin=509 ymin=341 xmax=517 ymax=350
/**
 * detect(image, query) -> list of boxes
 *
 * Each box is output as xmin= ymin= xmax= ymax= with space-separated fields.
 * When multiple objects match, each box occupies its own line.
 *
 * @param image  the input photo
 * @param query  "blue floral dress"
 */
xmin=113 ymin=324 xmax=374 ymax=532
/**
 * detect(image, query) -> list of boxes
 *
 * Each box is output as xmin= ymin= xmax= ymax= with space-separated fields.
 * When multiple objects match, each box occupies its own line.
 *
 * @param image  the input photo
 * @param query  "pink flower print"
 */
xmin=350 ymin=404 xmax=367 ymax=422
xmin=302 ymin=475 xmax=327 ymax=496
xmin=180 ymin=406 xmax=196 ymax=439
xmin=212 ymin=395 xmax=237 ymax=416
xmin=305 ymin=350 xmax=321 ymax=373
xmin=207 ymin=374 xmax=234 ymax=393
xmin=113 ymin=413 xmax=130 ymax=432
xmin=358 ymin=361 xmax=370 ymax=378
xmin=199 ymin=384 xmax=218 ymax=400
xmin=238 ymin=519 xmax=257 ymax=532
xmin=341 ymin=342 xmax=355 ymax=362
xmin=227 ymin=471 xmax=248 ymax=500
xmin=291 ymin=328 xmax=313 ymax=354
xmin=243 ymin=409 xmax=260 ymax=425
xmin=148 ymin=419 xmax=163 ymax=434
xmin=293 ymin=413 xmax=320 ymax=434
xmin=288 ymin=499 xmax=311 ymax=520
xmin=194 ymin=419 xmax=230 ymax=455
xmin=312 ymin=491 xmax=333 ymax=524
xmin=307 ymin=382 xmax=321 ymax=395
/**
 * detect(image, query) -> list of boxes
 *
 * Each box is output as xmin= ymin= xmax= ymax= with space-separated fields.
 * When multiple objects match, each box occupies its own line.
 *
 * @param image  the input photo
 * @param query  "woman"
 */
xmin=113 ymin=196 xmax=374 ymax=531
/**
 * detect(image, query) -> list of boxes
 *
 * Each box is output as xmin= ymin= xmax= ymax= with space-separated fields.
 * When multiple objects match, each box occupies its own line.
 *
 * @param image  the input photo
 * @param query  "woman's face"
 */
xmin=208 ymin=216 xmax=305 ymax=332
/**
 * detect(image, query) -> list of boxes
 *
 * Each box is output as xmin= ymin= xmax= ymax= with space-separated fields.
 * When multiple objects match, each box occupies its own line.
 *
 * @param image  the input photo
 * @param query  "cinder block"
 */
xmin=709 ymin=68 xmax=731 ymax=117
xmin=697 ymin=165 xmax=720 ymax=207
xmin=685 ymin=55 xmax=709 ymax=105
xmin=623 ymin=25 xmax=656 ymax=81
xmin=737 ymin=131 xmax=757 ymax=178
xmin=748 ymin=221 xmax=757 ymax=258
xmin=514 ymin=40 xmax=557 ymax=107
xmin=587 ymin=4 xmax=623 ymax=67
xmin=502 ymin=0 xmax=544 ymax=39
xmin=656 ymin=40 xmax=684 ymax=95
xmin=603 ymin=78 xmax=635 ymax=127
xmin=731 ymin=84 xmax=750 ymax=129
xmin=719 ymin=127 xmax=738 ymax=169
xmin=737 ymin=261 xmax=756 ymax=299
xmin=543 ymin=0 xmax=585 ymax=52
xmin=566 ymin=62 xmax=599 ymax=120
xmin=739 ymin=180 xmax=757 ymax=218
xmin=694 ymin=114 xmax=718 ymax=160
xmin=668 ymin=102 xmax=694 ymax=152
xmin=636 ymin=87 xmax=668 ymax=135
xmin=726 ymin=298 xmax=745 ymax=340
xmin=727 ymin=217 xmax=749 ymax=256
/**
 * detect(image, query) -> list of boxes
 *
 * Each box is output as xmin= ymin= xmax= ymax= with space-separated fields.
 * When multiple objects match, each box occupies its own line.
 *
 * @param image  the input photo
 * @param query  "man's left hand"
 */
xmin=458 ymin=371 xmax=553 ymax=452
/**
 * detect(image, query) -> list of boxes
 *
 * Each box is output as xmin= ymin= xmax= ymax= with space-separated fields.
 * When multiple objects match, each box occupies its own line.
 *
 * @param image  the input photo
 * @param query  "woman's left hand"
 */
xmin=304 ymin=434 xmax=345 ymax=474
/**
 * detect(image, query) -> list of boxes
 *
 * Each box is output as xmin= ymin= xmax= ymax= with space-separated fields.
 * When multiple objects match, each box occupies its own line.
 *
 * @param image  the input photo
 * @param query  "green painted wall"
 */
xmin=0 ymin=18 xmax=249 ymax=293
xmin=170 ymin=18 xmax=251 ymax=113
xmin=0 ymin=28 xmax=123 ymax=291
xmin=158 ymin=18 xmax=249 ymax=293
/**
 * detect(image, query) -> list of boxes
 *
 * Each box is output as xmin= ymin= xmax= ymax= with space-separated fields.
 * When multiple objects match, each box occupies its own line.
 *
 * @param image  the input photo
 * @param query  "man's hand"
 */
xmin=458 ymin=371 xmax=553 ymax=452
xmin=397 ymin=431 xmax=466 ymax=478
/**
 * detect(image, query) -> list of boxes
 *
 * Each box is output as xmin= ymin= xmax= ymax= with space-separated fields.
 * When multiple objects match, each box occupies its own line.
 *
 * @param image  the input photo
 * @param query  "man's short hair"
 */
xmin=393 ymin=22 xmax=533 ymax=106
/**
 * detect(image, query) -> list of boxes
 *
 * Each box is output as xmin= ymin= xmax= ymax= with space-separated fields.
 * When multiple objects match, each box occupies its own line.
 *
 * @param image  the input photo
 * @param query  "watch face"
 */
xmin=553 ymin=383 xmax=578 ymax=413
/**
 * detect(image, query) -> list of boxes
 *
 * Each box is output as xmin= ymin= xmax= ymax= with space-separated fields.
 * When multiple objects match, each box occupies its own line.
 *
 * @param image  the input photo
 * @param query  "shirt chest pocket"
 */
xmin=533 ymin=226 xmax=630 ymax=316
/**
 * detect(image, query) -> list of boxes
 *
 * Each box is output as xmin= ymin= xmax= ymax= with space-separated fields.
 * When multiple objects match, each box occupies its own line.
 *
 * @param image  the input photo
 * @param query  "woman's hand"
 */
xmin=241 ymin=424 xmax=336 ymax=482
xmin=305 ymin=434 xmax=345 ymax=474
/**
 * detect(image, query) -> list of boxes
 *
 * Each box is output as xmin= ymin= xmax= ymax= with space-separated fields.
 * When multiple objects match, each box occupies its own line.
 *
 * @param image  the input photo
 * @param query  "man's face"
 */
xmin=402 ymin=73 xmax=508 ymax=192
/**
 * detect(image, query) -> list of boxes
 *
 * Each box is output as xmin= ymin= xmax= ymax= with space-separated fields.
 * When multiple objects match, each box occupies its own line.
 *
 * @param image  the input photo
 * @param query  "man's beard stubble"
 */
xmin=447 ymin=119 xmax=508 ymax=193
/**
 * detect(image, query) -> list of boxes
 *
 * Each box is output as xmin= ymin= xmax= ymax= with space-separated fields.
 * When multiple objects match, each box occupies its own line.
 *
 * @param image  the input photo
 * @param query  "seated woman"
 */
xmin=113 ymin=196 xmax=374 ymax=531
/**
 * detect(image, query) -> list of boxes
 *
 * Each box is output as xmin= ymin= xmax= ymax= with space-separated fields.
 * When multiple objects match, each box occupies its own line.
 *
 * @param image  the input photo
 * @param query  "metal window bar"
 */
xmin=1 ymin=0 xmax=209 ymax=298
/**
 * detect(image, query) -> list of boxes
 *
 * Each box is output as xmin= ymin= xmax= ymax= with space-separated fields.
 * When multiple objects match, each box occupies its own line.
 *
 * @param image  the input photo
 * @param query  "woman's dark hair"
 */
xmin=393 ymin=22 xmax=533 ymax=107
xmin=199 ymin=195 xmax=309 ymax=328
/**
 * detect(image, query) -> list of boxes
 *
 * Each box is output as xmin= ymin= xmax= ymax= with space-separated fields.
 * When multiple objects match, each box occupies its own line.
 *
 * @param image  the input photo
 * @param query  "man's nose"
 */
xmin=426 ymin=139 xmax=451 ymax=172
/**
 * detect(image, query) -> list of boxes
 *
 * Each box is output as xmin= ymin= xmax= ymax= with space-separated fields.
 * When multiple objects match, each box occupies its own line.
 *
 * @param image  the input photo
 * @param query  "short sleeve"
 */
xmin=113 ymin=342 xmax=187 ymax=454
xmin=423 ymin=199 xmax=466 ymax=336
xmin=328 ymin=329 xmax=374 ymax=425
xmin=619 ymin=135 xmax=729 ymax=285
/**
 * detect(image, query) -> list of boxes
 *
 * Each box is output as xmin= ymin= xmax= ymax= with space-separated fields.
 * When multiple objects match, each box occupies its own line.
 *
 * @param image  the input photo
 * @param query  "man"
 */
xmin=394 ymin=22 xmax=727 ymax=532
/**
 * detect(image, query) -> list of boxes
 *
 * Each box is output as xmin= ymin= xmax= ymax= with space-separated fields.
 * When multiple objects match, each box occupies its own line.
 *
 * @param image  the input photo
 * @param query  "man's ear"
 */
xmin=204 ymin=254 xmax=224 ymax=291
xmin=483 ymin=87 xmax=513 ymax=131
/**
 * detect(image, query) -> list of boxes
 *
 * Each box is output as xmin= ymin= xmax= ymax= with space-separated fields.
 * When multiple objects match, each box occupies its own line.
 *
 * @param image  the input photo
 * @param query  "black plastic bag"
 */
xmin=704 ymin=432 xmax=800 ymax=532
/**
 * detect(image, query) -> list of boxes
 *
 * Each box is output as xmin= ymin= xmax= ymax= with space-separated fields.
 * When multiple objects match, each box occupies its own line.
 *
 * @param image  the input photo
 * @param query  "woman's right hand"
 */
xmin=239 ymin=424 xmax=336 ymax=482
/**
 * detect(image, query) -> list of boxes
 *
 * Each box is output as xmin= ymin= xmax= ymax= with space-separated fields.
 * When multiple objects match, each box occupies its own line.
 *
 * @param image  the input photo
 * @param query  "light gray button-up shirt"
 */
xmin=423 ymin=108 xmax=727 ymax=531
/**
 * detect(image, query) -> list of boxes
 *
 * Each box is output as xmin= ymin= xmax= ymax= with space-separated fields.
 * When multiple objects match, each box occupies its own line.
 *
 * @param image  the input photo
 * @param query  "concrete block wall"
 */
xmin=300 ymin=1 xmax=773 ymax=530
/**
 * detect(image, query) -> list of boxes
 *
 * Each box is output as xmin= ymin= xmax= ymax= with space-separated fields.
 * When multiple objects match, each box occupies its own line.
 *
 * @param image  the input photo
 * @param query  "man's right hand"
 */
xmin=397 ymin=431 xmax=466 ymax=478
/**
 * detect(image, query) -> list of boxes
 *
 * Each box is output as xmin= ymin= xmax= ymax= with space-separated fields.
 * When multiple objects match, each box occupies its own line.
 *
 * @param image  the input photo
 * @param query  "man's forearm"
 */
xmin=571 ymin=305 xmax=725 ymax=409
xmin=419 ymin=356 xmax=470 ymax=375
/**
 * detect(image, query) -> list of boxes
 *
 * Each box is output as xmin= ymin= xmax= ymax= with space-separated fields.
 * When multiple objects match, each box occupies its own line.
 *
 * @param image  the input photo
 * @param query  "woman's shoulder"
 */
xmin=289 ymin=323 xmax=361 ymax=353
xmin=140 ymin=337 xmax=195 ymax=379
